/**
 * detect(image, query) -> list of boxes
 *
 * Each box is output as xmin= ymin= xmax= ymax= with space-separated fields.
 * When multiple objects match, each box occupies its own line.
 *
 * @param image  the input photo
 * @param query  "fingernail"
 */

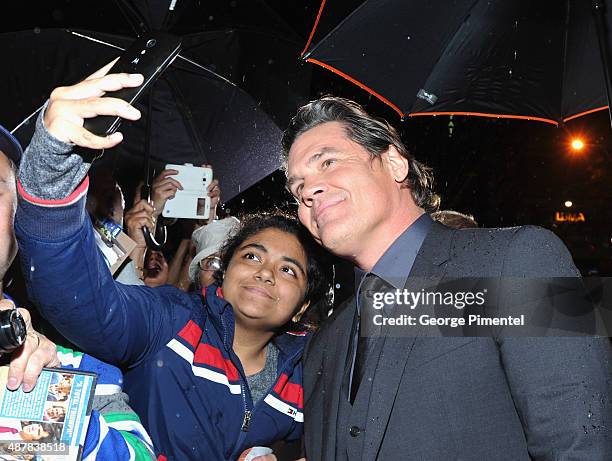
xmin=110 ymin=132 xmax=123 ymax=142
xmin=22 ymin=383 xmax=32 ymax=392
xmin=123 ymin=106 xmax=141 ymax=118
xmin=7 ymin=377 xmax=18 ymax=389
xmin=130 ymin=73 xmax=144 ymax=82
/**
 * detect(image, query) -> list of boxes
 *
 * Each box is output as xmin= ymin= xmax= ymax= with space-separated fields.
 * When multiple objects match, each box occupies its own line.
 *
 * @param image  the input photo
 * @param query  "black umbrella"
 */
xmin=2 ymin=28 xmax=285 ymax=202
xmin=302 ymin=0 xmax=612 ymax=126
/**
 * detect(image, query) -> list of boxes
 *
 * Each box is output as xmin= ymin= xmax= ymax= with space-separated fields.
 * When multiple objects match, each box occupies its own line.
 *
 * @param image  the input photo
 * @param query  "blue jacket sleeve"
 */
xmin=15 ymin=192 xmax=191 ymax=368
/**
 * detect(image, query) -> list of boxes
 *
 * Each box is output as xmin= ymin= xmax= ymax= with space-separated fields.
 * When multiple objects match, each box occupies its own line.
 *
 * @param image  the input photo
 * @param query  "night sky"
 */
xmin=2 ymin=0 xmax=611 ymax=288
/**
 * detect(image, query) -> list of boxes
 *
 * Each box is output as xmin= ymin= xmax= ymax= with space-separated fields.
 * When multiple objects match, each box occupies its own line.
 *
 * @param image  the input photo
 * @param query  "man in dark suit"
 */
xmin=282 ymin=97 xmax=612 ymax=460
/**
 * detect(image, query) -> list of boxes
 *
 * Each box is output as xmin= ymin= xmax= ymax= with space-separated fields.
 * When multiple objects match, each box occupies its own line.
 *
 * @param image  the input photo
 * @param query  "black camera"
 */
xmin=0 ymin=309 xmax=27 ymax=354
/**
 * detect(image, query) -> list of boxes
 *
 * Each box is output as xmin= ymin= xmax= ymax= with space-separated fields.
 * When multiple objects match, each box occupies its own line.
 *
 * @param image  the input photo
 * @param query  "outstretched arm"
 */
xmin=15 ymin=63 xmax=183 ymax=367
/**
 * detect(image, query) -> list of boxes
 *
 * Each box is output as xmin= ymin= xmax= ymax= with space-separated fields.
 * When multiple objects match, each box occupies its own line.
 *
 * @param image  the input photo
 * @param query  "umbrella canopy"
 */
xmin=1 ymin=28 xmax=290 ymax=201
xmin=302 ymin=0 xmax=612 ymax=125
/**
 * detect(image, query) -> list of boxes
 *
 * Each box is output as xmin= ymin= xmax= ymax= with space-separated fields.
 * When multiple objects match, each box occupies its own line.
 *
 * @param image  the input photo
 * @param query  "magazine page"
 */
xmin=0 ymin=366 xmax=96 ymax=460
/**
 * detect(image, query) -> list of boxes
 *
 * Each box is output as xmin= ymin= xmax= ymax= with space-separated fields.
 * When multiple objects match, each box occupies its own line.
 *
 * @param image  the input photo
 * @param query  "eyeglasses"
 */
xmin=198 ymin=256 xmax=222 ymax=272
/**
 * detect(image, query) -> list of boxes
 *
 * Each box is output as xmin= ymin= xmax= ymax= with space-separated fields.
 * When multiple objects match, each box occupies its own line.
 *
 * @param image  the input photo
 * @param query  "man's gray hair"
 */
xmin=281 ymin=96 xmax=440 ymax=213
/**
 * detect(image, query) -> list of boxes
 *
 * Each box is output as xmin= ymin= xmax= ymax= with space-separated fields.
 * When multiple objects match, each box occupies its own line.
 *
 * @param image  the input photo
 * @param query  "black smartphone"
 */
xmin=83 ymin=32 xmax=182 ymax=137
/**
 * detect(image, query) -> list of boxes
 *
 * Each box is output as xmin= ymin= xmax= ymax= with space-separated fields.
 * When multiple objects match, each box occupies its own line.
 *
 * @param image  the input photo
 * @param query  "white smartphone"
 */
xmin=162 ymin=164 xmax=213 ymax=220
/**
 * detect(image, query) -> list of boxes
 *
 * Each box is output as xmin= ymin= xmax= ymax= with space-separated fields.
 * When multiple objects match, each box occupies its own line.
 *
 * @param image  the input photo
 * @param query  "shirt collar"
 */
xmin=354 ymin=213 xmax=433 ymax=291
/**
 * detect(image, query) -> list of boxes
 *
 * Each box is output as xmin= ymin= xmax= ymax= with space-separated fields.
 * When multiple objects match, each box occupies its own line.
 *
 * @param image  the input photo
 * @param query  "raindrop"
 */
xmin=208 ymin=15 xmax=214 ymax=21
xmin=241 ymin=199 xmax=245 ymax=204
xmin=267 ymin=59 xmax=274 ymax=65
xmin=508 ymin=69 xmax=513 ymax=76
xmin=335 ymin=283 xmax=341 ymax=289
xmin=33 ymin=27 xmax=41 ymax=34
xmin=406 ymin=35 xmax=411 ymax=40
xmin=156 ymin=359 xmax=164 ymax=367
xmin=176 ymin=413 xmax=181 ymax=418
xmin=30 ymin=266 xmax=35 ymax=272
xmin=587 ymin=410 xmax=593 ymax=419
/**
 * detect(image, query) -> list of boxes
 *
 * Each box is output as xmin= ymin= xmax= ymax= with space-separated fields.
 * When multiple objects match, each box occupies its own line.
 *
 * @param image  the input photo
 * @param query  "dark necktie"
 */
xmin=350 ymin=274 xmax=386 ymax=403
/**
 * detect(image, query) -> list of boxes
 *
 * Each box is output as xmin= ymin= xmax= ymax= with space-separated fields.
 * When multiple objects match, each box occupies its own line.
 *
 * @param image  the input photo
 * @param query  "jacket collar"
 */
xmin=201 ymin=283 xmax=309 ymax=362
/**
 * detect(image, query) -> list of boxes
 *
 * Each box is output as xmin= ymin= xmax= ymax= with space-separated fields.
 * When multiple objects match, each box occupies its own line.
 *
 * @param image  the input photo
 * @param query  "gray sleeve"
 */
xmin=92 ymin=391 xmax=135 ymax=416
xmin=18 ymin=105 xmax=91 ymax=200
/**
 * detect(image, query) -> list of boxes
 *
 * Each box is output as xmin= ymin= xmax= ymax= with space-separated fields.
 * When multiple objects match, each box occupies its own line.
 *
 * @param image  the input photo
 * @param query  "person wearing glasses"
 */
xmin=188 ymin=216 xmax=240 ymax=292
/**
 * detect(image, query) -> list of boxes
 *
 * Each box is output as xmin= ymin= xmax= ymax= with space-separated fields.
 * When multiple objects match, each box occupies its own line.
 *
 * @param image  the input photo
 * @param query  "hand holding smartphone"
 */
xmin=83 ymin=32 xmax=182 ymax=137
xmin=162 ymin=164 xmax=213 ymax=220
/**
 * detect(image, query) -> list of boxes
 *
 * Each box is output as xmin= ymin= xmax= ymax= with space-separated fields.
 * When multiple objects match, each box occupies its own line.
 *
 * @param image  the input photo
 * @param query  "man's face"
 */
xmin=286 ymin=122 xmax=406 ymax=260
xmin=0 ymin=151 xmax=17 ymax=283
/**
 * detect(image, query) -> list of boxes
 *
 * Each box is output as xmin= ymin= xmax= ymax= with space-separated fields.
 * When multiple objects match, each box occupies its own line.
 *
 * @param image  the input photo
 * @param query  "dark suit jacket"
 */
xmin=303 ymin=223 xmax=612 ymax=460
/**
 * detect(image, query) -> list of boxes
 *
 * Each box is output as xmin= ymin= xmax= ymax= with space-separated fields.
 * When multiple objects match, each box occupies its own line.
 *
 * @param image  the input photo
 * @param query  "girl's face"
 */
xmin=222 ymin=228 xmax=309 ymax=331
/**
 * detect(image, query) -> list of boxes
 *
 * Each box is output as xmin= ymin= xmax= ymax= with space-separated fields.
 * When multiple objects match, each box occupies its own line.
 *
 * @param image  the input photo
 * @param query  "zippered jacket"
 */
xmin=16 ymin=188 xmax=307 ymax=461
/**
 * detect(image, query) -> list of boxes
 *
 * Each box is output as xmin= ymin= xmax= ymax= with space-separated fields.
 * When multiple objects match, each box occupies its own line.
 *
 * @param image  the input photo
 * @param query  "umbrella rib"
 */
xmin=563 ymin=105 xmax=609 ymax=122
xmin=69 ymin=30 xmax=126 ymax=51
xmin=409 ymin=111 xmax=559 ymax=126
xmin=301 ymin=0 xmax=328 ymax=57
xmin=306 ymin=58 xmax=404 ymax=116
xmin=12 ymin=105 xmax=44 ymax=134
xmin=174 ymin=55 xmax=237 ymax=87
xmin=302 ymin=0 xmax=374 ymax=59
xmin=559 ymin=0 xmax=571 ymax=122
xmin=69 ymin=30 xmax=237 ymax=88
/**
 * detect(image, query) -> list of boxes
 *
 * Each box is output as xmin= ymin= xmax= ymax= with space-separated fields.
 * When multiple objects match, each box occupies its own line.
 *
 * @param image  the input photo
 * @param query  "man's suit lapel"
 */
xmin=362 ymin=223 xmax=453 ymax=461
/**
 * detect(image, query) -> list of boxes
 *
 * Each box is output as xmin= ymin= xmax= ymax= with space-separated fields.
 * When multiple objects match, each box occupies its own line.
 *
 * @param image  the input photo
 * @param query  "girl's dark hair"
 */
xmin=213 ymin=212 xmax=330 ymax=316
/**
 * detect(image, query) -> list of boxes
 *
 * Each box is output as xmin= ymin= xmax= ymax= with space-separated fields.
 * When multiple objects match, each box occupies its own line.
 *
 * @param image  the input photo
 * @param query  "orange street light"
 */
xmin=570 ymin=138 xmax=585 ymax=151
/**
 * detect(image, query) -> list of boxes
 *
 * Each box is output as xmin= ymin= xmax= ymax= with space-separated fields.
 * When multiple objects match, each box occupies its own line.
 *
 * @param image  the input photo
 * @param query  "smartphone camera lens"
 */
xmin=146 ymin=39 xmax=157 ymax=48
xmin=0 ymin=309 xmax=26 ymax=354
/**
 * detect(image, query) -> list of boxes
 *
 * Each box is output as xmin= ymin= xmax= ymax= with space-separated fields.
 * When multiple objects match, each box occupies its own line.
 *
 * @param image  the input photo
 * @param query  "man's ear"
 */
xmin=292 ymin=300 xmax=310 ymax=323
xmin=382 ymin=145 xmax=409 ymax=183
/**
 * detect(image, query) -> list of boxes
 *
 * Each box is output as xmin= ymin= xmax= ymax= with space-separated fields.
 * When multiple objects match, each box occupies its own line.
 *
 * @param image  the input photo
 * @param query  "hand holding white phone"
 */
xmin=162 ymin=164 xmax=213 ymax=220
